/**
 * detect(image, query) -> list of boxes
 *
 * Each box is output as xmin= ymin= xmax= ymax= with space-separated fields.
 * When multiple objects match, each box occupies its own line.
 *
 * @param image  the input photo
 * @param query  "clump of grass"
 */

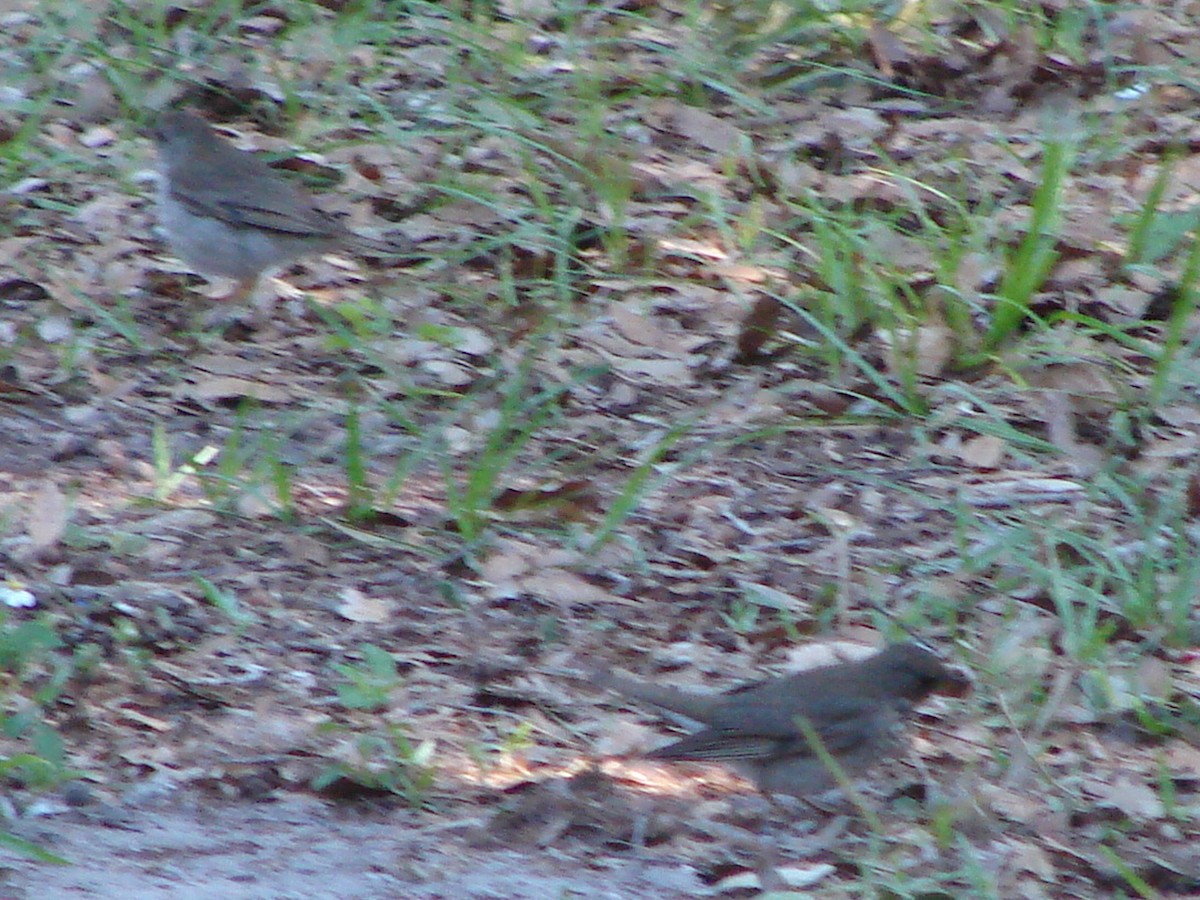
xmin=314 ymin=644 xmax=437 ymax=810
xmin=0 ymin=605 xmax=74 ymax=862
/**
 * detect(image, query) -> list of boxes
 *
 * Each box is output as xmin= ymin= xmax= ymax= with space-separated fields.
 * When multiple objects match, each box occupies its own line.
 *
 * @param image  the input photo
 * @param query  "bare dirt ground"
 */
xmin=4 ymin=790 xmax=703 ymax=898
xmin=3 ymin=1 xmax=1200 ymax=897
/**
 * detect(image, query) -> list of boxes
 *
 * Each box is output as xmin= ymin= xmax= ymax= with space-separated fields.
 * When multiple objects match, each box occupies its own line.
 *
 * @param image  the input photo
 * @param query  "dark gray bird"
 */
xmin=592 ymin=642 xmax=966 ymax=797
xmin=151 ymin=109 xmax=400 ymax=302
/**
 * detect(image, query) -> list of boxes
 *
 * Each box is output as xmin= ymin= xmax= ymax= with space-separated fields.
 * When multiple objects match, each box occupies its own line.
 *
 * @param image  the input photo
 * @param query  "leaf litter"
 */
xmin=0 ymin=1 xmax=1199 ymax=897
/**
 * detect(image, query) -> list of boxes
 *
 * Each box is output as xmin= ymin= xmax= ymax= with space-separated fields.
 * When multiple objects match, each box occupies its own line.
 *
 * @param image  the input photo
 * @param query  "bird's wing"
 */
xmin=215 ymin=189 xmax=340 ymax=238
xmin=709 ymin=693 xmax=899 ymax=750
xmin=220 ymin=198 xmax=340 ymax=238
xmin=655 ymin=701 xmax=902 ymax=763
xmin=167 ymin=148 xmax=343 ymax=239
xmin=646 ymin=728 xmax=779 ymax=762
xmin=776 ymin=703 xmax=904 ymax=759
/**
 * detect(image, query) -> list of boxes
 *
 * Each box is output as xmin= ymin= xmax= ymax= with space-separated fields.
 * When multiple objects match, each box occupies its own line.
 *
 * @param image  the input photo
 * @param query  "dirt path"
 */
xmin=4 ymin=790 xmax=700 ymax=899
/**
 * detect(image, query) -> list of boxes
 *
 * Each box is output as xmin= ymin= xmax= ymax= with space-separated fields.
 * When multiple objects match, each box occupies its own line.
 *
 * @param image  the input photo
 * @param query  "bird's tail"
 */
xmin=589 ymin=667 xmax=716 ymax=724
xmin=347 ymin=230 xmax=417 ymax=258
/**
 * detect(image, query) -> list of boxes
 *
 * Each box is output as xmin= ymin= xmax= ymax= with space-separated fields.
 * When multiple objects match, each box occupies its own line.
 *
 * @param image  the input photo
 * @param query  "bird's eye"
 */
xmin=916 ymin=670 xmax=944 ymax=691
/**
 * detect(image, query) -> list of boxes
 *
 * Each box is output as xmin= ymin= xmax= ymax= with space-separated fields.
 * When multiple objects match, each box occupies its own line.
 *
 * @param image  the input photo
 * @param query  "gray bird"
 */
xmin=592 ymin=642 xmax=965 ymax=797
xmin=151 ymin=109 xmax=398 ymax=302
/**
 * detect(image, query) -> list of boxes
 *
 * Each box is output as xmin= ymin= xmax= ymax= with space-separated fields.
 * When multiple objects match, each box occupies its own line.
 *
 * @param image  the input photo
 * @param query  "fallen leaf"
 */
xmin=27 ymin=480 xmax=69 ymax=552
xmin=337 ymin=587 xmax=392 ymax=623
xmin=1098 ymin=776 xmax=1164 ymax=820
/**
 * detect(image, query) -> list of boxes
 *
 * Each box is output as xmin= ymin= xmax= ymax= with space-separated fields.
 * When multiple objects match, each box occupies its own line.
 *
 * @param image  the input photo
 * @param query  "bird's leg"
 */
xmin=229 ymin=276 xmax=258 ymax=306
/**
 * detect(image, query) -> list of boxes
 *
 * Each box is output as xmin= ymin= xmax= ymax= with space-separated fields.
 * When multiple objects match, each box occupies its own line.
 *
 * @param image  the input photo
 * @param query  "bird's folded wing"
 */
xmin=646 ymin=729 xmax=780 ymax=761
xmin=166 ymin=175 xmax=340 ymax=238
xmin=653 ymin=704 xmax=902 ymax=764
xmin=710 ymin=694 xmax=902 ymax=751
xmin=778 ymin=711 xmax=902 ymax=760
xmin=216 ymin=198 xmax=339 ymax=238
xmin=346 ymin=230 xmax=415 ymax=257
xmin=708 ymin=688 xmax=868 ymax=732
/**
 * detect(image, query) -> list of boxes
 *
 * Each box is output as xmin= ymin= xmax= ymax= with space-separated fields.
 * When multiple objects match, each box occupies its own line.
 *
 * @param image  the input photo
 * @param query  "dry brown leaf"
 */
xmin=736 ymin=296 xmax=782 ymax=359
xmin=280 ymin=533 xmax=331 ymax=566
xmin=606 ymin=356 xmax=693 ymax=385
xmin=608 ymin=303 xmax=672 ymax=350
xmin=1097 ymin=776 xmax=1164 ymax=820
xmin=182 ymin=376 xmax=295 ymax=403
xmin=1009 ymin=841 xmax=1057 ymax=879
xmin=959 ymin=435 xmax=1006 ymax=469
xmin=336 ymin=587 xmax=392 ymax=624
xmin=521 ymin=570 xmax=631 ymax=606
xmin=420 ymin=359 xmax=474 ymax=386
xmin=780 ymin=640 xmax=877 ymax=672
xmin=1165 ymin=743 xmax=1200 ymax=778
xmin=116 ymin=707 xmax=173 ymax=732
xmin=914 ymin=323 xmax=954 ymax=377
xmin=27 ymin=480 xmax=69 ymax=552
xmin=665 ymin=103 xmax=745 ymax=154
